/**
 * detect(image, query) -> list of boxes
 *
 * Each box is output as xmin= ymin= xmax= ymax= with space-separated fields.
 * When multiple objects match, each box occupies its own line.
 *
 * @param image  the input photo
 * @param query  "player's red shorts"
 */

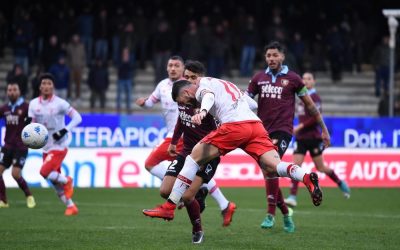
xmin=201 ymin=121 xmax=277 ymax=162
xmin=40 ymin=148 xmax=68 ymax=177
xmin=145 ymin=137 xmax=184 ymax=167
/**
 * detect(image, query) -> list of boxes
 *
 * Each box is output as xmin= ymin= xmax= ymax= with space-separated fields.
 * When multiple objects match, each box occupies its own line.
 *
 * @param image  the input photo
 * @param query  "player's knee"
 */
xmin=11 ymin=172 xmax=21 ymax=180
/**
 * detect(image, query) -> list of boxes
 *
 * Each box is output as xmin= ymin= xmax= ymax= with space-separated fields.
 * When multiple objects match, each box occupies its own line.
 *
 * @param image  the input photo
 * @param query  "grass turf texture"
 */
xmin=1 ymin=187 xmax=399 ymax=250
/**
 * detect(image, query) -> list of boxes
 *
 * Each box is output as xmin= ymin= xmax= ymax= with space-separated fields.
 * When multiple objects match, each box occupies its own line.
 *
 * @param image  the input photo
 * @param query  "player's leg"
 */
xmin=182 ymin=176 xmax=204 ymax=243
xmin=312 ymin=153 xmax=350 ymax=198
xmin=41 ymin=150 xmax=78 ymax=215
xmin=0 ymin=148 xmax=13 ymax=207
xmin=284 ymin=153 xmax=306 ymax=207
xmin=11 ymin=149 xmax=35 ymax=208
xmin=145 ymin=138 xmax=184 ymax=180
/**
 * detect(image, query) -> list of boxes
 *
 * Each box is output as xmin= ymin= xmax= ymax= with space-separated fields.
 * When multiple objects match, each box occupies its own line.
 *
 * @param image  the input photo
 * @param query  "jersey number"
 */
xmin=219 ymin=80 xmax=241 ymax=101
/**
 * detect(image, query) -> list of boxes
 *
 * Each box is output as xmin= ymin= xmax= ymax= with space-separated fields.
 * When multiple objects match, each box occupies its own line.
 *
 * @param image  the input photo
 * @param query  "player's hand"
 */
xmin=168 ymin=144 xmax=177 ymax=157
xmin=192 ymin=110 xmax=207 ymax=125
xmin=293 ymin=123 xmax=303 ymax=135
xmin=135 ymin=97 xmax=147 ymax=107
xmin=52 ymin=128 xmax=68 ymax=141
xmin=321 ymin=129 xmax=331 ymax=148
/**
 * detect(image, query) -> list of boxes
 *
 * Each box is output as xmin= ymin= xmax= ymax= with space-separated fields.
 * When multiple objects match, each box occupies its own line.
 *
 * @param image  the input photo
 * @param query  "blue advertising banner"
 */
xmin=1 ymin=114 xmax=400 ymax=148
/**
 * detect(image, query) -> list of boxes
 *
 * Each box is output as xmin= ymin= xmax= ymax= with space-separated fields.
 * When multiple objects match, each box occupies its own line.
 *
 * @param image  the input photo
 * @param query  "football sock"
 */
xmin=265 ymin=176 xmax=279 ymax=216
xmin=169 ymin=155 xmax=199 ymax=204
xmin=47 ymin=171 xmax=68 ymax=185
xmin=277 ymin=189 xmax=289 ymax=215
xmin=149 ymin=162 xmax=168 ymax=180
xmin=205 ymin=179 xmax=229 ymax=210
xmin=0 ymin=175 xmax=7 ymax=202
xmin=326 ymin=169 xmax=341 ymax=185
xmin=289 ymin=180 xmax=300 ymax=196
xmin=16 ymin=177 xmax=32 ymax=197
xmin=52 ymin=182 xmax=68 ymax=205
xmin=277 ymin=162 xmax=308 ymax=182
xmin=66 ymin=199 xmax=75 ymax=207
xmin=185 ymin=199 xmax=202 ymax=233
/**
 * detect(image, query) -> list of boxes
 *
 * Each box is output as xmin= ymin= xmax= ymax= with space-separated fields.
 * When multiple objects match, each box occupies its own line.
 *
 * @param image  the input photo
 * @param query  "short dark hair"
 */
xmin=39 ymin=73 xmax=56 ymax=84
xmin=184 ymin=60 xmax=206 ymax=75
xmin=264 ymin=41 xmax=285 ymax=54
xmin=172 ymin=80 xmax=192 ymax=102
xmin=303 ymin=71 xmax=315 ymax=80
xmin=169 ymin=55 xmax=184 ymax=64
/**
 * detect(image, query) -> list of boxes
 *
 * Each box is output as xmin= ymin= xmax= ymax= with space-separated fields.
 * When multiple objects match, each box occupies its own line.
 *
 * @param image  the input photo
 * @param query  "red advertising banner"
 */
xmin=216 ymin=149 xmax=400 ymax=187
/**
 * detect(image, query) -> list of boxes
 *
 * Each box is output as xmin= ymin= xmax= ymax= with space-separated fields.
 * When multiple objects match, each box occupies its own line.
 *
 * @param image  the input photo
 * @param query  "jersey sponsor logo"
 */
xmin=257 ymin=81 xmax=270 ymax=85
xmin=179 ymin=110 xmax=196 ymax=128
xmin=261 ymin=84 xmax=283 ymax=99
xmin=6 ymin=114 xmax=19 ymax=125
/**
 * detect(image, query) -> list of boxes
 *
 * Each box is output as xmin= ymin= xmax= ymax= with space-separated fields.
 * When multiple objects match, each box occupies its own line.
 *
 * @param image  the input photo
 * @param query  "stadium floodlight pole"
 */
xmin=383 ymin=9 xmax=400 ymax=117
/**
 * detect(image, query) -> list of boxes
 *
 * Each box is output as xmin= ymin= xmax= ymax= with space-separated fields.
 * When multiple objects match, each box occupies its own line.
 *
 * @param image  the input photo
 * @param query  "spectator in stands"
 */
xmin=94 ymin=9 xmax=109 ymax=62
xmin=326 ymin=25 xmax=344 ymax=83
xmin=88 ymin=58 xmax=109 ymax=112
xmin=372 ymin=36 xmax=390 ymax=97
xmin=180 ymin=20 xmax=202 ymax=61
xmin=30 ymin=65 xmax=45 ymax=99
xmin=239 ymin=15 xmax=258 ymax=77
xmin=289 ymin=31 xmax=306 ymax=74
xmin=120 ymin=22 xmax=137 ymax=67
xmin=207 ymin=23 xmax=228 ymax=78
xmin=49 ymin=55 xmax=70 ymax=100
xmin=66 ymin=34 xmax=86 ymax=101
xmin=6 ymin=64 xmax=28 ymax=97
xmin=153 ymin=20 xmax=174 ymax=84
xmin=110 ymin=6 xmax=126 ymax=65
xmin=13 ymin=26 xmax=30 ymax=75
xmin=133 ymin=7 xmax=148 ymax=69
xmin=42 ymin=35 xmax=62 ymax=71
xmin=117 ymin=48 xmax=134 ymax=114
xmin=77 ymin=5 xmax=93 ymax=65
xmin=0 ymin=12 xmax=7 ymax=57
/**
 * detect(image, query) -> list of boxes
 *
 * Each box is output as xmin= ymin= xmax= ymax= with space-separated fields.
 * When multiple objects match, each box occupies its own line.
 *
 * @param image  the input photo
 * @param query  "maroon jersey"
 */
xmin=247 ymin=65 xmax=307 ymax=134
xmin=296 ymin=88 xmax=322 ymax=140
xmin=171 ymin=105 xmax=217 ymax=157
xmin=0 ymin=98 xmax=29 ymax=150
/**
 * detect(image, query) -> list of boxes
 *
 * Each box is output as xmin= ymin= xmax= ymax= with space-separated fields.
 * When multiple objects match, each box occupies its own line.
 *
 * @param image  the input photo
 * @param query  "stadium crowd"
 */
xmin=0 ymin=0 xmax=399 ymax=113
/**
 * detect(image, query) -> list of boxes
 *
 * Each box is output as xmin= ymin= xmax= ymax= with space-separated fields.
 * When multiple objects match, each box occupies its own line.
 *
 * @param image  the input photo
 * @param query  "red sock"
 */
xmin=185 ymin=199 xmax=202 ymax=232
xmin=265 ymin=176 xmax=279 ymax=216
xmin=0 ymin=176 xmax=6 ymax=203
xmin=290 ymin=180 xmax=299 ymax=196
xmin=326 ymin=170 xmax=341 ymax=185
xmin=277 ymin=189 xmax=289 ymax=215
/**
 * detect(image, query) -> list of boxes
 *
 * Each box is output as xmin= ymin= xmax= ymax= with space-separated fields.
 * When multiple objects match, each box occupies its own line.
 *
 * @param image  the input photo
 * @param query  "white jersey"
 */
xmin=28 ymin=95 xmax=76 ymax=152
xmin=149 ymin=78 xmax=179 ymax=137
xmin=196 ymin=77 xmax=260 ymax=124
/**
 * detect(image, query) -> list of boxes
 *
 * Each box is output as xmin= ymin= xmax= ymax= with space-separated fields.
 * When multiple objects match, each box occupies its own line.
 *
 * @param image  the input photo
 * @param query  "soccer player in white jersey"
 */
xmin=28 ymin=73 xmax=82 ymax=216
xmin=143 ymin=76 xmax=325 ymax=221
xmin=135 ymin=56 xmax=185 ymax=180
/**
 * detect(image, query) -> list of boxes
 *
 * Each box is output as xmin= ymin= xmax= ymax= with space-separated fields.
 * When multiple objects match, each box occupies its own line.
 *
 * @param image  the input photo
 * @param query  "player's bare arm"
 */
xmin=300 ymin=95 xmax=331 ymax=147
xmin=192 ymin=90 xmax=215 ymax=125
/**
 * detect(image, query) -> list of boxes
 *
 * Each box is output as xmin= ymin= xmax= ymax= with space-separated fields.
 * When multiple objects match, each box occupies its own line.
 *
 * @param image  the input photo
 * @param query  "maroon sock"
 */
xmin=266 ymin=176 xmax=279 ymax=216
xmin=327 ymin=169 xmax=341 ymax=185
xmin=290 ymin=180 xmax=300 ymax=196
xmin=185 ymin=199 xmax=202 ymax=232
xmin=0 ymin=175 xmax=7 ymax=203
xmin=16 ymin=177 xmax=32 ymax=197
xmin=277 ymin=189 xmax=289 ymax=215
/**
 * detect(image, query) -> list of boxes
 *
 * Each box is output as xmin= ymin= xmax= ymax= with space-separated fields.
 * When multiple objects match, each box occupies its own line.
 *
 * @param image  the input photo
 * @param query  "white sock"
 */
xmin=277 ymin=162 xmax=308 ymax=182
xmin=48 ymin=171 xmax=68 ymax=184
xmin=205 ymin=179 xmax=229 ymax=210
xmin=53 ymin=182 xmax=75 ymax=207
xmin=169 ymin=155 xmax=199 ymax=204
xmin=149 ymin=162 xmax=168 ymax=180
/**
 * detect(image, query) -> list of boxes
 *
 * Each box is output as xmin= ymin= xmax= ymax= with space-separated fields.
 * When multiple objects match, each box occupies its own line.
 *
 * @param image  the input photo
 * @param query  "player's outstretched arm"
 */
xmin=300 ymin=95 xmax=331 ymax=147
xmin=192 ymin=92 xmax=214 ymax=125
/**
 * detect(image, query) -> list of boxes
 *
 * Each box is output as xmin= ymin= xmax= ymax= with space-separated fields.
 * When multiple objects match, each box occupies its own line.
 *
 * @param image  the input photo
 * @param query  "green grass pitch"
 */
xmin=1 ymin=187 xmax=399 ymax=249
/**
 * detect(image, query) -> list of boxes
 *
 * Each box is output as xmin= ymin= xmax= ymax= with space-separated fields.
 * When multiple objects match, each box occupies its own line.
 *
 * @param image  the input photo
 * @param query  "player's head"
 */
xmin=6 ymin=81 xmax=21 ymax=102
xmin=172 ymin=79 xmax=198 ymax=106
xmin=167 ymin=55 xmax=184 ymax=81
xmin=264 ymin=41 xmax=285 ymax=71
xmin=302 ymin=72 xmax=316 ymax=89
xmin=184 ymin=60 xmax=205 ymax=85
xmin=39 ymin=73 xmax=56 ymax=97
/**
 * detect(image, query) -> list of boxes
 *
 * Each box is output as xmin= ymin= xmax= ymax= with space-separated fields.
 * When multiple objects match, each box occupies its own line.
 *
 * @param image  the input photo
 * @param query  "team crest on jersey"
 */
xmin=18 ymin=109 xmax=22 ymax=115
xmin=281 ymin=79 xmax=289 ymax=87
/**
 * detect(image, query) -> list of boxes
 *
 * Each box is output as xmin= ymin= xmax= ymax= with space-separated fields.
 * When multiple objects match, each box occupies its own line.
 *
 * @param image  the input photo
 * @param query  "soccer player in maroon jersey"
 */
xmin=0 ymin=82 xmax=35 ymax=208
xmin=246 ymin=41 xmax=330 ymax=232
xmin=284 ymin=72 xmax=350 ymax=207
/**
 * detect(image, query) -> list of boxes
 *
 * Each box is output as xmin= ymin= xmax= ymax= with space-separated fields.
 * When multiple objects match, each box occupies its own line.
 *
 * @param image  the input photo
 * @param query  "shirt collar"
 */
xmin=308 ymin=88 xmax=317 ymax=95
xmin=265 ymin=65 xmax=289 ymax=75
xmin=8 ymin=97 xmax=24 ymax=112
